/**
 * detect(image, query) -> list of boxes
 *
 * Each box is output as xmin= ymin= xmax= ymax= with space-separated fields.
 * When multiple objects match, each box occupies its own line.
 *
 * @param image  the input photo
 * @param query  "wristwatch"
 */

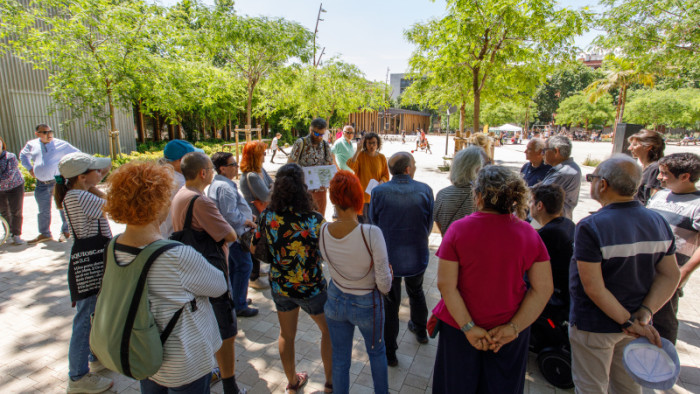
xmin=460 ymin=321 xmax=475 ymax=333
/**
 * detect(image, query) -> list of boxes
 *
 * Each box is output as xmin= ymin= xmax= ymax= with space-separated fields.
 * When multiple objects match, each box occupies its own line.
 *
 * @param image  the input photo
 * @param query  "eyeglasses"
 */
xmin=223 ymin=163 xmax=239 ymax=167
xmin=37 ymin=130 xmax=54 ymax=135
xmin=586 ymin=174 xmax=604 ymax=182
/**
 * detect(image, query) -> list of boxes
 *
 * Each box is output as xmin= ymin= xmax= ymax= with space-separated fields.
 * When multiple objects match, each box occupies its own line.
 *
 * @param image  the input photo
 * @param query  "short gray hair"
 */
xmin=450 ymin=146 xmax=483 ymax=187
xmin=597 ymin=154 xmax=642 ymax=197
xmin=547 ymin=135 xmax=572 ymax=159
xmin=528 ymin=138 xmax=545 ymax=152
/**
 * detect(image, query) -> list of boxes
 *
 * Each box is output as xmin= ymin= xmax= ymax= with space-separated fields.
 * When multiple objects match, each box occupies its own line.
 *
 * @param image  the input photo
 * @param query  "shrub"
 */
xmin=582 ymin=154 xmax=601 ymax=167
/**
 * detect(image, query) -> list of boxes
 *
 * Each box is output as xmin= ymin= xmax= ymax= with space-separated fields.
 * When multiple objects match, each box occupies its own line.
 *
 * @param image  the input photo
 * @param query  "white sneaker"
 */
xmin=89 ymin=359 xmax=106 ymax=373
xmin=249 ymin=277 xmax=270 ymax=290
xmin=66 ymin=372 xmax=113 ymax=393
xmin=12 ymin=236 xmax=26 ymax=245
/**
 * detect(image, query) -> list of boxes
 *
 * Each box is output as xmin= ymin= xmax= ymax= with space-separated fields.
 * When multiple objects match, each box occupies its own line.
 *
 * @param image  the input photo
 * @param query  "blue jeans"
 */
xmin=35 ymin=180 xmax=68 ymax=236
xmin=228 ymin=242 xmax=253 ymax=311
xmin=324 ymin=281 xmax=388 ymax=394
xmin=140 ymin=372 xmax=212 ymax=393
xmin=68 ymin=295 xmax=97 ymax=380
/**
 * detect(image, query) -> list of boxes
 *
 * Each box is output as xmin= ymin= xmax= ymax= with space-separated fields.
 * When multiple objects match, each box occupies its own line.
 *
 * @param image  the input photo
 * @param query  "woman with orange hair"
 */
xmin=239 ymin=141 xmax=273 ymax=289
xmin=102 ymin=162 xmax=227 ymax=393
xmin=320 ymin=170 xmax=393 ymax=394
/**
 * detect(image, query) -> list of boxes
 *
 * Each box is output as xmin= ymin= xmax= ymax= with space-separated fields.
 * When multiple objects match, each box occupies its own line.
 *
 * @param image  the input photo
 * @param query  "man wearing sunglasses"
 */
xmin=20 ymin=124 xmax=79 ymax=243
xmin=288 ymin=118 xmax=335 ymax=216
xmin=569 ymin=155 xmax=680 ymax=393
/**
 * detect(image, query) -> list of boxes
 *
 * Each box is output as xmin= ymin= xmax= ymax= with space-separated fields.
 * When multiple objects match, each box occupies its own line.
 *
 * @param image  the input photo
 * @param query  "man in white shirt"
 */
xmin=20 ymin=124 xmax=79 ymax=243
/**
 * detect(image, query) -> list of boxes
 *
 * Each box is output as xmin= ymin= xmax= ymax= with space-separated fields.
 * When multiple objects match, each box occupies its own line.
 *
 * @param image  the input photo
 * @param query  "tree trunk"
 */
xmin=154 ymin=114 xmax=161 ymax=142
xmin=136 ymin=100 xmax=145 ymax=144
xmin=106 ymin=89 xmax=118 ymax=159
xmin=472 ymin=69 xmax=481 ymax=138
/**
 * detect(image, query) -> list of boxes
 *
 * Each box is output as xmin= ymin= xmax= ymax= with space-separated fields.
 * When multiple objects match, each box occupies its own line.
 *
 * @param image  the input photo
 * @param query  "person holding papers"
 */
xmin=346 ymin=132 xmax=389 ymax=223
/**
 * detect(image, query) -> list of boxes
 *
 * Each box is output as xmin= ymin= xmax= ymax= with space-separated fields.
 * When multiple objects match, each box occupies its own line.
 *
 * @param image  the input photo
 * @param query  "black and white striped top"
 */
xmin=62 ymin=189 xmax=112 ymax=239
xmin=434 ymin=184 xmax=475 ymax=236
xmin=114 ymin=243 xmax=227 ymax=387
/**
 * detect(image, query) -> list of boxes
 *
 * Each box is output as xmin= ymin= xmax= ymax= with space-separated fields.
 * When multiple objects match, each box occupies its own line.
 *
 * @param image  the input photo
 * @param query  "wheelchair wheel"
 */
xmin=537 ymin=349 xmax=574 ymax=389
xmin=0 ymin=216 xmax=9 ymax=246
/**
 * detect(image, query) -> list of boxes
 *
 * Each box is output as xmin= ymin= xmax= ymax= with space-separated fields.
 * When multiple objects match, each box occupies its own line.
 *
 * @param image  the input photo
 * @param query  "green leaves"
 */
xmin=556 ymin=92 xmax=615 ymax=129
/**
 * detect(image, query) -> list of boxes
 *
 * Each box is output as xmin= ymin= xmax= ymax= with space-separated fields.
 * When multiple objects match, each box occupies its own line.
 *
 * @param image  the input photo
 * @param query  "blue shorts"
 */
xmin=272 ymin=290 xmax=327 ymax=315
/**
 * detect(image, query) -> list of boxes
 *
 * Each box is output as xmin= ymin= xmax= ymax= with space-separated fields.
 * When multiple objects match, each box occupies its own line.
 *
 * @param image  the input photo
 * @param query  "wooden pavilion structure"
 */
xmin=348 ymin=108 xmax=431 ymax=134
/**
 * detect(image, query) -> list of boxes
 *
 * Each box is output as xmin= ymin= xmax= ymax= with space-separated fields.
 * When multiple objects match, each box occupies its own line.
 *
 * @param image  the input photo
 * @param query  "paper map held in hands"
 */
xmin=302 ymin=165 xmax=337 ymax=190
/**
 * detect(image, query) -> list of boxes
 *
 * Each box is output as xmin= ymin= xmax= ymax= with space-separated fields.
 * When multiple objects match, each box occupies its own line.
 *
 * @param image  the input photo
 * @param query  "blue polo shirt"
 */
xmin=569 ymin=200 xmax=676 ymax=333
xmin=520 ymin=162 xmax=552 ymax=187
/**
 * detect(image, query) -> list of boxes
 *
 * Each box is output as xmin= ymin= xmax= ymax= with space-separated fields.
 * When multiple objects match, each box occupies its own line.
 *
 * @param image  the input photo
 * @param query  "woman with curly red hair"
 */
xmin=102 ymin=162 xmax=227 ymax=394
xmin=320 ymin=170 xmax=393 ymax=394
xmin=239 ymin=141 xmax=273 ymax=289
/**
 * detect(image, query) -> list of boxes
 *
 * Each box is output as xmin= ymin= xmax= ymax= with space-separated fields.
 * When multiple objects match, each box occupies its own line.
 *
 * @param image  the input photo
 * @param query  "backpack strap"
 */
xmin=120 ymin=240 xmax=180 ymax=378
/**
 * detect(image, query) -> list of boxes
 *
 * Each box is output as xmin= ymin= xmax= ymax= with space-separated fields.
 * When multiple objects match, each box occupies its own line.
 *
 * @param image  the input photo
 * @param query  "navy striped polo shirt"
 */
xmin=569 ymin=200 xmax=676 ymax=333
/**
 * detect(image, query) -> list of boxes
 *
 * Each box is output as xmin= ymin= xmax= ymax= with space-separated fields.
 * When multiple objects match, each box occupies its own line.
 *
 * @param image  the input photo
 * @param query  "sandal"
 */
xmin=324 ymin=382 xmax=333 ymax=393
xmin=286 ymin=372 xmax=308 ymax=393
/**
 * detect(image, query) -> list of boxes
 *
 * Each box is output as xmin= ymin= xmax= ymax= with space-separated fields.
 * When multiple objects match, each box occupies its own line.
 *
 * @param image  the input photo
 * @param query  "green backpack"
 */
xmin=90 ymin=238 xmax=194 ymax=380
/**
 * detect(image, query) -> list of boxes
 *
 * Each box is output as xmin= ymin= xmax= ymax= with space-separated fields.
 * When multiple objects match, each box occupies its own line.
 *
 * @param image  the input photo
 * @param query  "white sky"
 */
xmin=160 ymin=0 xmax=604 ymax=82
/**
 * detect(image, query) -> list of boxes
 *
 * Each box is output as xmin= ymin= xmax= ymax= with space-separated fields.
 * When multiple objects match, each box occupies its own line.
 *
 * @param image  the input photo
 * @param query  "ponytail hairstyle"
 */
xmin=53 ymin=174 xmax=79 ymax=208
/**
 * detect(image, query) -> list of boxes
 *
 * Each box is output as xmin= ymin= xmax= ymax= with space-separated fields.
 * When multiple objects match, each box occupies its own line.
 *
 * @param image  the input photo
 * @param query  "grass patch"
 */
xmin=582 ymin=154 xmax=601 ymax=167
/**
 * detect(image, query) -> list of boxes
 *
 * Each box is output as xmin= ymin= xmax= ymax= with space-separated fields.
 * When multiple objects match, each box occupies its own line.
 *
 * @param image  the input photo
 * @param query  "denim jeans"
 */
xmin=68 ymin=295 xmax=97 ymax=381
xmin=324 ymin=281 xmax=388 ymax=394
xmin=140 ymin=372 xmax=212 ymax=394
xmin=228 ymin=242 xmax=253 ymax=311
xmin=34 ymin=180 xmax=68 ymax=236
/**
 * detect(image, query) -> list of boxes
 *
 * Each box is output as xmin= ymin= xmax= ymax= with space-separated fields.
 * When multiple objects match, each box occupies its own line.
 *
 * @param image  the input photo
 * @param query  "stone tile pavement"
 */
xmin=1 ymin=137 xmax=700 ymax=393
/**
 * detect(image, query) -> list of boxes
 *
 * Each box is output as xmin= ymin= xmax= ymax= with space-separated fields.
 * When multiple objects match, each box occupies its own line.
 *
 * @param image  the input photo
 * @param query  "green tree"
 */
xmin=584 ymin=56 xmax=655 ymax=134
xmin=556 ymin=93 xmax=615 ymax=131
xmin=533 ymin=62 xmax=601 ymax=123
xmin=405 ymin=0 xmax=590 ymax=142
xmin=205 ymin=14 xmax=313 ymax=128
xmin=1 ymin=0 xmax=165 ymax=158
xmin=595 ymin=0 xmax=700 ymax=79
xmin=624 ymin=88 xmax=700 ymax=130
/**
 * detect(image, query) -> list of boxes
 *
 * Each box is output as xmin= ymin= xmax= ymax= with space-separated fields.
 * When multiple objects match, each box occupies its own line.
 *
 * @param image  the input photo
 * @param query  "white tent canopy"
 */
xmin=490 ymin=123 xmax=522 ymax=132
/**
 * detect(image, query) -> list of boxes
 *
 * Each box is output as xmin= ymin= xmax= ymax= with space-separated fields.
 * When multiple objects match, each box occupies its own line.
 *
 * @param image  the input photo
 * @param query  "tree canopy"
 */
xmin=555 ymin=92 xmax=615 ymax=130
xmin=404 ymin=0 xmax=590 ymax=144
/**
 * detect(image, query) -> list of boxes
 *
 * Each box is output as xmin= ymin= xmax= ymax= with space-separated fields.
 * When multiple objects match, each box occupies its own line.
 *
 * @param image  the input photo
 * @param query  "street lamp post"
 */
xmin=445 ymin=107 xmax=450 ymax=156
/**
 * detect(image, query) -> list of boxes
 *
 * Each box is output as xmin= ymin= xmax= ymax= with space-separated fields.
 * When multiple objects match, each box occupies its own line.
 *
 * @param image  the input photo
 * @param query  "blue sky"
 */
xmin=160 ymin=0 xmax=603 ymax=82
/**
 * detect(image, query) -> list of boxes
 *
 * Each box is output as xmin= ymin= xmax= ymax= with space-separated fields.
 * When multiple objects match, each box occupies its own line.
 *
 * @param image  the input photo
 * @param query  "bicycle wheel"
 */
xmin=0 ymin=216 xmax=9 ymax=246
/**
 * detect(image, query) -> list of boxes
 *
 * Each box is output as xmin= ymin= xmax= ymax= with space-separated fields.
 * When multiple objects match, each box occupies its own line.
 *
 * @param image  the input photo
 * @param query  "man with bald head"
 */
xmin=568 ymin=154 xmax=680 ymax=393
xmin=521 ymin=138 xmax=551 ymax=187
xmin=369 ymin=152 xmax=434 ymax=366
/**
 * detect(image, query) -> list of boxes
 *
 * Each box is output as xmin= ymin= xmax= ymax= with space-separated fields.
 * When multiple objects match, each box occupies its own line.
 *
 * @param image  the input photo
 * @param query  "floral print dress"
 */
xmin=254 ymin=208 xmax=326 ymax=298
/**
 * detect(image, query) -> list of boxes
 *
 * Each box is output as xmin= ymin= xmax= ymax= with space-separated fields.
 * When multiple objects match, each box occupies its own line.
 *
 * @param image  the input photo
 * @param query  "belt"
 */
xmin=37 ymin=179 xmax=55 ymax=185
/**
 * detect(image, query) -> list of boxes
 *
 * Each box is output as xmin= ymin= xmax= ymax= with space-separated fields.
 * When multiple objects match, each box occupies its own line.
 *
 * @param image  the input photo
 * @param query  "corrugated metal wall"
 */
xmin=0 ymin=52 xmax=137 ymax=156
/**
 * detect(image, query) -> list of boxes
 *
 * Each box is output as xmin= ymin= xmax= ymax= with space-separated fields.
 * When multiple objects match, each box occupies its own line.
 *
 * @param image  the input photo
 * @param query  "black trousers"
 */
xmin=271 ymin=147 xmax=287 ymax=161
xmin=384 ymin=274 xmax=428 ymax=355
xmin=433 ymin=321 xmax=530 ymax=394
xmin=654 ymin=288 xmax=681 ymax=344
xmin=0 ymin=183 xmax=24 ymax=236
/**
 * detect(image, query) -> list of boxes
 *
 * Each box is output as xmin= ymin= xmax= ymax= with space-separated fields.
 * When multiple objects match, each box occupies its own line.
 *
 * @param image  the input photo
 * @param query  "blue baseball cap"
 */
xmin=623 ymin=337 xmax=680 ymax=390
xmin=163 ymin=140 xmax=204 ymax=162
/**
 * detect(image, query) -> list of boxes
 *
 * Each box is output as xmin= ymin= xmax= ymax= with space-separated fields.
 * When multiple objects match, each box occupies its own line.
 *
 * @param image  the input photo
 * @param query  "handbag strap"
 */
xmin=446 ymin=191 xmax=470 ymax=226
xmin=183 ymin=195 xmax=199 ymax=230
xmin=63 ymin=198 xmax=103 ymax=239
xmin=321 ymin=223 xmax=375 ymax=290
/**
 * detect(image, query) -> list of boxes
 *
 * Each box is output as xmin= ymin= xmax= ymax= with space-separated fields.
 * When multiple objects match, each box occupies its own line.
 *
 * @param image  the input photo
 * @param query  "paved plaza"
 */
xmin=1 ymin=136 xmax=699 ymax=393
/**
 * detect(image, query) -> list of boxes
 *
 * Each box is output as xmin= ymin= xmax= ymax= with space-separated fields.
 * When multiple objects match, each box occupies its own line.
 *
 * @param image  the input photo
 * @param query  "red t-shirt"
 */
xmin=433 ymin=211 xmax=549 ymax=330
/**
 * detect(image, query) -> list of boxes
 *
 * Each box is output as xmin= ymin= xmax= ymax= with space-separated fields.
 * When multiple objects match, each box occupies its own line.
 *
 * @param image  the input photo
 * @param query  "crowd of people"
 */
xmin=2 ymin=120 xmax=700 ymax=394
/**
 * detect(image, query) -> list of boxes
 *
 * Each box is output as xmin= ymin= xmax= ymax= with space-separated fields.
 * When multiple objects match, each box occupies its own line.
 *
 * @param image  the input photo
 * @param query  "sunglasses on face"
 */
xmin=312 ymin=130 xmax=325 ymax=137
xmin=223 ymin=163 xmax=239 ymax=167
xmin=586 ymin=174 xmax=604 ymax=182
xmin=38 ymin=130 xmax=54 ymax=135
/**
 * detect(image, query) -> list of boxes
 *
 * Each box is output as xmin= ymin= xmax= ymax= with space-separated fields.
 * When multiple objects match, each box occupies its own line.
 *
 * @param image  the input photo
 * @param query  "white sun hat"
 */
xmin=623 ymin=337 xmax=680 ymax=390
